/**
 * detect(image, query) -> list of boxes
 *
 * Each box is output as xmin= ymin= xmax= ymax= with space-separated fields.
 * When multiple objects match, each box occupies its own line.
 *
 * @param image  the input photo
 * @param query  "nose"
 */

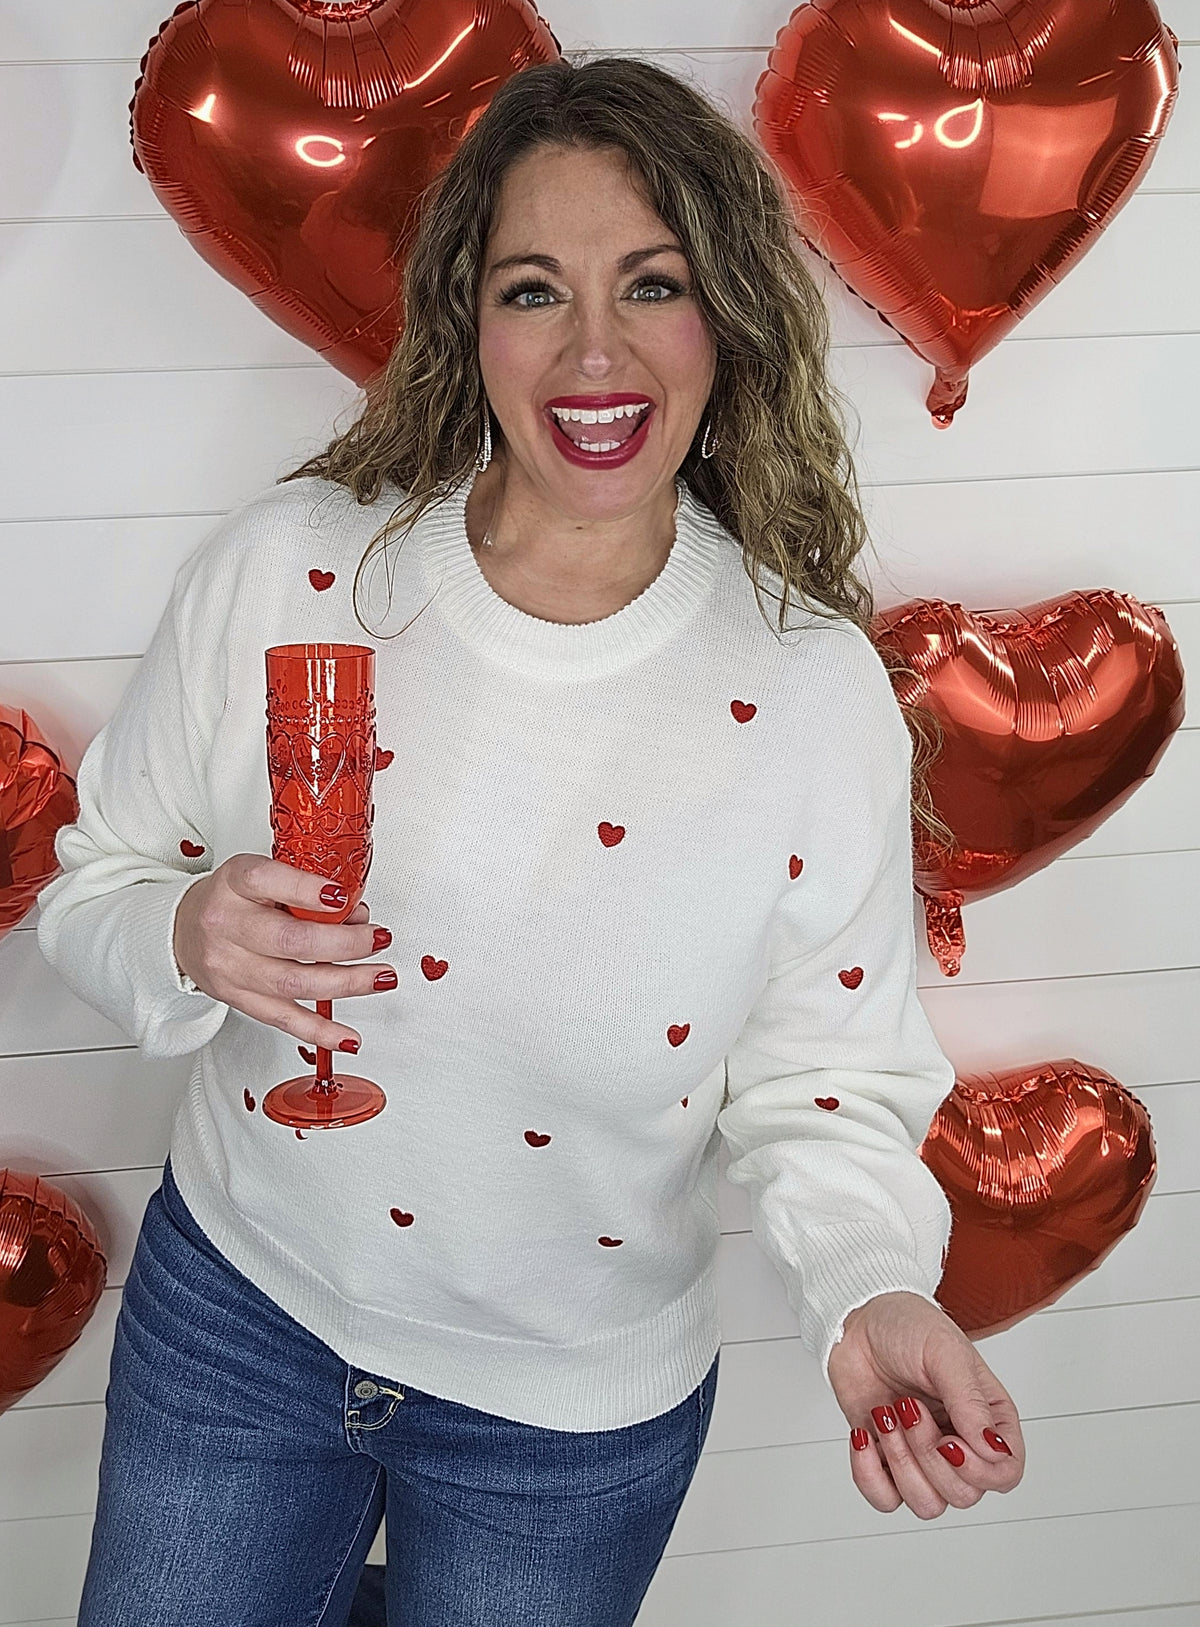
xmin=560 ymin=293 xmax=633 ymax=377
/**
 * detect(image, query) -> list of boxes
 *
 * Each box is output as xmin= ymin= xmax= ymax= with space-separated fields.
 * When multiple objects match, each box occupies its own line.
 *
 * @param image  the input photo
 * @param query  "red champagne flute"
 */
xmin=261 ymin=643 xmax=386 ymax=1129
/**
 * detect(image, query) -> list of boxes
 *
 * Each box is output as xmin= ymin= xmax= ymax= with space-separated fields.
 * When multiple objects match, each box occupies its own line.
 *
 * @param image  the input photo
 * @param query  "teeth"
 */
xmin=550 ymin=402 xmax=651 ymax=424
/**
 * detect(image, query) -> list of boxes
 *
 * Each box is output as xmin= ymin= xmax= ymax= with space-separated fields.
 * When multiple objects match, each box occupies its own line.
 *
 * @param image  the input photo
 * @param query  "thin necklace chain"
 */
xmin=481 ymin=481 xmax=682 ymax=550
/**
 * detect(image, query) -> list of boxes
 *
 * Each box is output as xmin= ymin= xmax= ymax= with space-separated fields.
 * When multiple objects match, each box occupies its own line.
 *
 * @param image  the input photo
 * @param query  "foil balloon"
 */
xmin=872 ymin=591 xmax=1185 ymax=976
xmin=129 ymin=0 xmax=561 ymax=386
xmin=1 ymin=704 xmax=79 ymax=940
xmin=754 ymin=0 xmax=1179 ymax=424
xmin=920 ymin=1060 xmax=1156 ymax=1339
xmin=0 ymin=1170 xmax=108 ymax=1414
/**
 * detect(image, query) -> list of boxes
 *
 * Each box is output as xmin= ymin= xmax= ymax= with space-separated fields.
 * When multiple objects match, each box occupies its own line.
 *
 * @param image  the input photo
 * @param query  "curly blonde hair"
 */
xmin=282 ymin=54 xmax=950 ymax=848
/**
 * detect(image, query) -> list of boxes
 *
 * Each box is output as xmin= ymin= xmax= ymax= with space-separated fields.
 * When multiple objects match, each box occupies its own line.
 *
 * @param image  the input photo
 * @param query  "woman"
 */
xmin=37 ymin=55 xmax=1023 ymax=1627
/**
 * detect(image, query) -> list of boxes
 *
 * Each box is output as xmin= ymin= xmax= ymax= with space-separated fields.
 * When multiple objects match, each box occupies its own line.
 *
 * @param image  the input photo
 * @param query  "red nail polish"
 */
xmin=374 ymin=969 xmax=398 ymax=991
xmin=321 ymin=883 xmax=348 ymax=907
xmin=983 ymin=1428 xmax=1012 ymax=1455
xmin=895 ymin=1396 xmax=922 ymax=1430
xmin=871 ymin=1405 xmax=897 ymax=1433
xmin=339 ymin=1037 xmax=360 ymax=1053
xmin=937 ymin=1440 xmax=965 ymax=1466
xmin=850 ymin=1428 xmax=870 ymax=1451
xmin=373 ymin=927 xmax=393 ymax=952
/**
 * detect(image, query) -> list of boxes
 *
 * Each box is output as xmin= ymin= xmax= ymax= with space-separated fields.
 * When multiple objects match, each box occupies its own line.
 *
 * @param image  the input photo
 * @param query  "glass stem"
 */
xmin=315 ymin=1000 xmax=336 ymax=1091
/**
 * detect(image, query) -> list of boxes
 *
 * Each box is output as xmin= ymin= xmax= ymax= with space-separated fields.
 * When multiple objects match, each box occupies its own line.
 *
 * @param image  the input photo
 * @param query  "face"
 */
xmin=476 ymin=144 xmax=717 ymax=523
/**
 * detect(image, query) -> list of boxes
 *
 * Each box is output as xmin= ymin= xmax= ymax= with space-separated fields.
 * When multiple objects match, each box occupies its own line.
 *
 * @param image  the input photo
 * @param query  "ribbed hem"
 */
xmin=167 ymin=1087 xmax=723 ymax=1432
xmin=418 ymin=474 xmax=725 ymax=680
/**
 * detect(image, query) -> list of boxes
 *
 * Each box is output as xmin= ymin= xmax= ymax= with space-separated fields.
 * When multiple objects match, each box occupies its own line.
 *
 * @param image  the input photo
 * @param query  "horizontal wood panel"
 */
xmin=2 ymin=495 xmax=1198 ymax=666
xmin=643 ymin=1503 xmax=1200 ymax=1627
xmin=864 ymin=470 xmax=1200 ymax=608
xmin=4 ymin=191 xmax=1197 ymax=378
xmin=3 ymin=0 xmax=1200 ymax=61
xmin=1 ymin=48 xmax=1194 ymax=224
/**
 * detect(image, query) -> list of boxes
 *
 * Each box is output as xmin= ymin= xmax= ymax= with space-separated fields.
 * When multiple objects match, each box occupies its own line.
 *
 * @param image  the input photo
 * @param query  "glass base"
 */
xmin=261 ymin=1072 xmax=387 ymax=1129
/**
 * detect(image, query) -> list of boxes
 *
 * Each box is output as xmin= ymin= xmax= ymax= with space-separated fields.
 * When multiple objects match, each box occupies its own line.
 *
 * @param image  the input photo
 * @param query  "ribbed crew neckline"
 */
xmin=417 ymin=473 xmax=726 ymax=680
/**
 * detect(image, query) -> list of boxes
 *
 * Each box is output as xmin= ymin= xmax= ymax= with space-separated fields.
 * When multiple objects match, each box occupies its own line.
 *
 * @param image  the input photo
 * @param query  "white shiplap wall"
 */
xmin=2 ymin=2 xmax=1199 ymax=1623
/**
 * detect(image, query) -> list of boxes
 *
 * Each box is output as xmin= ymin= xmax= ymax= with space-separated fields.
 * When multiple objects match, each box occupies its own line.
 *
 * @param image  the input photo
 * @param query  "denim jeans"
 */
xmin=77 ymin=1156 xmax=719 ymax=1626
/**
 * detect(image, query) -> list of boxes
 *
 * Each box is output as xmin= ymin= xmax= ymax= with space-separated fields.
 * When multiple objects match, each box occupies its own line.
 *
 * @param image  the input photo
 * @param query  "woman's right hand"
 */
xmin=172 ymin=853 xmax=394 ymax=1052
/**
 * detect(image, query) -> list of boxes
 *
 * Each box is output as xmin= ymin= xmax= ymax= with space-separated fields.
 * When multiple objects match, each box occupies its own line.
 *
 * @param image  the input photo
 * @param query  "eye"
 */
xmin=495 ymin=273 xmax=689 ymax=309
xmin=631 ymin=275 xmax=687 ymax=301
xmin=497 ymin=276 xmax=555 ymax=309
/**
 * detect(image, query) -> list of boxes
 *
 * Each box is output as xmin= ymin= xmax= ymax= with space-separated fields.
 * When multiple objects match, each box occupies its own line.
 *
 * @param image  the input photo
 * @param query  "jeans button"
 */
xmin=354 ymin=1380 xmax=379 ymax=1400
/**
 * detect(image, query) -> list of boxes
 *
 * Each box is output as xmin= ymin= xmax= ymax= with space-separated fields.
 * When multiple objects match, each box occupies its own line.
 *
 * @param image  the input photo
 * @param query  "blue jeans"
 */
xmin=78 ymin=1157 xmax=719 ymax=1626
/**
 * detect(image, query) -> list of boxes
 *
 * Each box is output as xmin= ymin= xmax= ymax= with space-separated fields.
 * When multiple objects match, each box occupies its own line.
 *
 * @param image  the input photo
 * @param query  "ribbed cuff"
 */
xmin=799 ymin=1222 xmax=946 ymax=1388
xmin=130 ymin=870 xmax=231 ymax=1056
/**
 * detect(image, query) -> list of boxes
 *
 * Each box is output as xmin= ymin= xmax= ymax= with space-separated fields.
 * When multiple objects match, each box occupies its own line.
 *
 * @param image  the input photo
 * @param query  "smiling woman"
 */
xmin=46 ymin=52 xmax=1020 ymax=1627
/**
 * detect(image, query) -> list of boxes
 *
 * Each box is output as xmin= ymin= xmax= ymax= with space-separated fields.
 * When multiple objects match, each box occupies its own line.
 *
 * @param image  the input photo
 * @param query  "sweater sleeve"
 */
xmin=717 ymin=625 xmax=956 ymax=1388
xmin=34 ymin=531 xmax=235 ymax=1059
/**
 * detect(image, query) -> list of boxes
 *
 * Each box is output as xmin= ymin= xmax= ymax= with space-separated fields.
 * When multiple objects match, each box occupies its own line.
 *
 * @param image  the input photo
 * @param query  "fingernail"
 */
xmin=937 ymin=1440 xmax=966 ymax=1466
xmin=850 ymin=1427 xmax=871 ymax=1451
xmin=871 ymin=1405 xmax=897 ymax=1433
xmin=321 ymin=883 xmax=348 ymax=907
xmin=983 ymin=1428 xmax=1012 ymax=1456
xmin=372 ymin=927 xmax=393 ymax=952
xmin=339 ymin=1037 xmax=360 ymax=1053
xmin=374 ymin=969 xmax=398 ymax=991
xmin=895 ymin=1396 xmax=922 ymax=1430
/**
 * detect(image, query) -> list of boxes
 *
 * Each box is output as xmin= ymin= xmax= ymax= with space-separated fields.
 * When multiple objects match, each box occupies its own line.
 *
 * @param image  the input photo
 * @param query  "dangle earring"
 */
xmin=475 ymin=404 xmax=493 ymax=472
xmin=700 ymin=413 xmax=720 ymax=459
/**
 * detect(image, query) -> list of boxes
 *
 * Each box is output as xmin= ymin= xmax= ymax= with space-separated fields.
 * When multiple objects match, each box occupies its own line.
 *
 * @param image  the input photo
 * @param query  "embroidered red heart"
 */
xmin=180 ymin=839 xmax=206 ymax=858
xmin=730 ymin=700 xmax=756 ymax=723
xmin=788 ymin=854 xmax=803 ymax=879
xmin=815 ymin=1097 xmax=840 ymax=1111
xmin=597 ymin=822 xmax=625 ymax=847
xmin=838 ymin=967 xmax=864 ymax=989
xmin=667 ymin=1024 xmax=690 ymax=1047
xmin=524 ymin=1131 xmax=551 ymax=1148
xmin=298 ymin=1045 xmax=317 ymax=1066
xmin=243 ymin=1089 xmax=256 ymax=1112
xmin=390 ymin=1208 xmax=415 ymax=1228
xmin=680 ymin=1097 xmax=689 ymax=1108
xmin=598 ymin=1236 xmax=623 ymax=1247
xmin=374 ymin=747 xmax=394 ymax=771
xmin=308 ymin=569 xmax=335 ymax=592
xmin=421 ymin=956 xmax=448 ymax=981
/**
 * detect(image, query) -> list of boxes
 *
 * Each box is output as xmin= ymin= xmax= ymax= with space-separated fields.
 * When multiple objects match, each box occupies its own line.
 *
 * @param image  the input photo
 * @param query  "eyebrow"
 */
xmin=485 ymin=243 xmax=686 ymax=279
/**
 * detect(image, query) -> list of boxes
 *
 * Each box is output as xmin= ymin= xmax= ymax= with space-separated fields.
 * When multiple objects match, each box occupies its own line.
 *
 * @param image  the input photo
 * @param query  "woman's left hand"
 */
xmin=826 ymin=1290 xmax=1025 ymax=1518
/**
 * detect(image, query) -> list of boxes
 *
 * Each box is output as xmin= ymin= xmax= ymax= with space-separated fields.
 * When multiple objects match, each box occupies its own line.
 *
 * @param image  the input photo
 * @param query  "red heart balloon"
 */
xmin=754 ymin=0 xmax=1179 ymax=423
xmin=873 ymin=591 xmax=1184 ymax=975
xmin=920 ymin=1060 xmax=1156 ymax=1339
xmin=0 ymin=1170 xmax=108 ymax=1414
xmin=1 ymin=704 xmax=79 ymax=939
xmin=129 ymin=0 xmax=561 ymax=385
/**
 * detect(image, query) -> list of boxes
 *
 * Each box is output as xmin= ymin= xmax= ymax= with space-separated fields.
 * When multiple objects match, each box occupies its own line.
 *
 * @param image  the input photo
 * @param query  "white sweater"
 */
xmin=35 ymin=471 xmax=955 ymax=1431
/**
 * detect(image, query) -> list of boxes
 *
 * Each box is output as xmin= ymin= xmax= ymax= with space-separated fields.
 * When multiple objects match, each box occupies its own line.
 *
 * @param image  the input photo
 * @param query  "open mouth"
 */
xmin=548 ymin=402 xmax=654 ymax=452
